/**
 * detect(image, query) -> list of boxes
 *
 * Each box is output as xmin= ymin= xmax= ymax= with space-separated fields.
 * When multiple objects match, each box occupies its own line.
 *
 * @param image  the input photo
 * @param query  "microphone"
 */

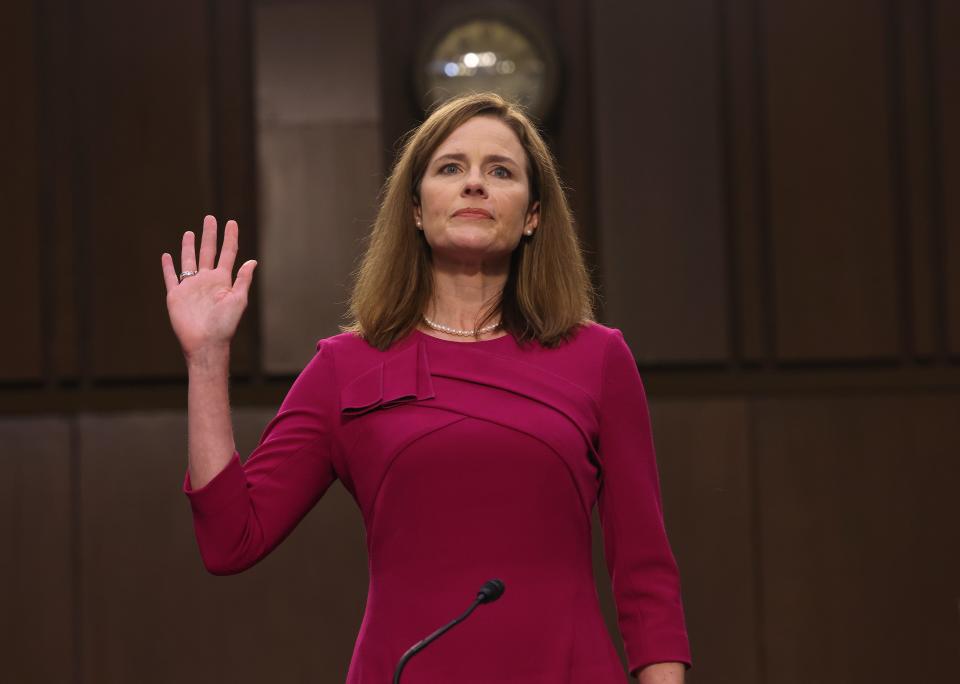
xmin=393 ymin=579 xmax=506 ymax=684
xmin=476 ymin=578 xmax=505 ymax=603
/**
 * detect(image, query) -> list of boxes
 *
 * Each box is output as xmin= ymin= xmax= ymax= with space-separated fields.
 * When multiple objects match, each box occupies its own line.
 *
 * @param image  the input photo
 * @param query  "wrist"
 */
xmin=635 ymin=661 xmax=685 ymax=684
xmin=185 ymin=345 xmax=231 ymax=372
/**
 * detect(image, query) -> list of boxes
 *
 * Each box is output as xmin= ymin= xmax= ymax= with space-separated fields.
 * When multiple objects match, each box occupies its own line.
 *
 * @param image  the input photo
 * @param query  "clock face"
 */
xmin=418 ymin=18 xmax=557 ymax=119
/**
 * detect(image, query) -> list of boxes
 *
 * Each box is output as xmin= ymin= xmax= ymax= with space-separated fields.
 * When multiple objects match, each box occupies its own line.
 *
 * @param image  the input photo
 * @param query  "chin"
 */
xmin=438 ymin=228 xmax=499 ymax=250
xmin=432 ymin=238 xmax=511 ymax=262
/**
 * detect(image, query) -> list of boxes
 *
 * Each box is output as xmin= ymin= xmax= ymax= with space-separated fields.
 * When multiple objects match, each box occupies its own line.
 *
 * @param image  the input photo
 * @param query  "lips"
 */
xmin=453 ymin=208 xmax=493 ymax=219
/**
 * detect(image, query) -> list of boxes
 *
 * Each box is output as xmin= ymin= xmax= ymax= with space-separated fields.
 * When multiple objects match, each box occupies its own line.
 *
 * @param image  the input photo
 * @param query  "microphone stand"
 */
xmin=393 ymin=579 xmax=504 ymax=684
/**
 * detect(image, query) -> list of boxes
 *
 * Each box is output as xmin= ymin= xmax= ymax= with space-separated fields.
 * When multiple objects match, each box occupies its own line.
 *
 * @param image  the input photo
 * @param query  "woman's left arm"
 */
xmin=596 ymin=328 xmax=692 ymax=674
xmin=636 ymin=661 xmax=685 ymax=683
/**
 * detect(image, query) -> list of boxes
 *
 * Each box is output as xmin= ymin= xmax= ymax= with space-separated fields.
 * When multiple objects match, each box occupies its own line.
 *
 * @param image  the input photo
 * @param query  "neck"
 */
xmin=424 ymin=259 xmax=508 ymax=331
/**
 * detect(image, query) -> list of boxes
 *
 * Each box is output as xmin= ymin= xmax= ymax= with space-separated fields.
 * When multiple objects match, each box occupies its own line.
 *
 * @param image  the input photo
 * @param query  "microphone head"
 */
xmin=476 ymin=578 xmax=505 ymax=604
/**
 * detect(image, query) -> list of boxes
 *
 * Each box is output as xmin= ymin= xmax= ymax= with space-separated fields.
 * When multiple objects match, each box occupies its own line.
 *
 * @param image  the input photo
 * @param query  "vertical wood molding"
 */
xmin=898 ymin=0 xmax=939 ymax=359
xmin=716 ymin=0 xmax=744 ymax=367
xmin=70 ymin=0 xmax=92 ymax=390
xmin=1 ymin=0 xmax=43 ymax=382
xmin=886 ymin=0 xmax=913 ymax=363
xmin=36 ymin=0 xmax=56 ymax=387
xmin=69 ymin=416 xmax=83 ymax=684
xmin=753 ymin=0 xmax=777 ymax=367
xmin=719 ymin=0 xmax=771 ymax=367
xmin=923 ymin=0 xmax=949 ymax=362
xmin=745 ymin=390 xmax=768 ymax=683
xmin=932 ymin=1 xmax=960 ymax=356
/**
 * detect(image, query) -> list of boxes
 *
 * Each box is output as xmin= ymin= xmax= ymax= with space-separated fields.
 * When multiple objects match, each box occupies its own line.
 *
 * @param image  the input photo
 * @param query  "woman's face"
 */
xmin=415 ymin=116 xmax=539 ymax=267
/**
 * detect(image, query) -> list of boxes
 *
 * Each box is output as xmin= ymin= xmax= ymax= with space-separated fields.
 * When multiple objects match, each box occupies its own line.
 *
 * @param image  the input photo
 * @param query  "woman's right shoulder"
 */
xmin=315 ymin=329 xmax=413 ymax=368
xmin=316 ymin=330 xmax=368 ymax=353
xmin=315 ymin=330 xmax=387 ymax=361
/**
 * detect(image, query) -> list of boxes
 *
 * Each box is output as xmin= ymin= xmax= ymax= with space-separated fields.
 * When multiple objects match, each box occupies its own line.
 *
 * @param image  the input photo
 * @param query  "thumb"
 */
xmin=233 ymin=259 xmax=258 ymax=299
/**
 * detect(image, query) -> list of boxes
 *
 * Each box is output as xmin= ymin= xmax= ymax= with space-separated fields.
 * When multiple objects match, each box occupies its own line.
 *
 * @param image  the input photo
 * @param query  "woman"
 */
xmin=161 ymin=92 xmax=691 ymax=683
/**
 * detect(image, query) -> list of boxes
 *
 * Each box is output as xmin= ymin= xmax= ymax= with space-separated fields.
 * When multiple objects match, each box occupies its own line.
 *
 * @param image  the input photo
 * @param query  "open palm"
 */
xmin=160 ymin=215 xmax=257 ymax=359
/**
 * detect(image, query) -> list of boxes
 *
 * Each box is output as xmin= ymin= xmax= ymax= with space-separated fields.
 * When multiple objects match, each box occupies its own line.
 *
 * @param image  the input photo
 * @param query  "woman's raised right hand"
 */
xmin=160 ymin=215 xmax=258 ymax=362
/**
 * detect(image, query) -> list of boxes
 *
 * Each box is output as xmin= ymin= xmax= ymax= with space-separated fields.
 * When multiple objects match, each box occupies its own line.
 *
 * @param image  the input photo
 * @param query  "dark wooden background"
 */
xmin=2 ymin=0 xmax=958 ymax=682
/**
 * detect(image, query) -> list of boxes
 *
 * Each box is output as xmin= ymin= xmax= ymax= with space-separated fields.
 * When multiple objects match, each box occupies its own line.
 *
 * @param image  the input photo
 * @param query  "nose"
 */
xmin=461 ymin=169 xmax=488 ymax=197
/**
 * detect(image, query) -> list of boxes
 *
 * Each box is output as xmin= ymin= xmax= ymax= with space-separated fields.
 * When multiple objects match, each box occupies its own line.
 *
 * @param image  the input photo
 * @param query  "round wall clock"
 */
xmin=414 ymin=4 xmax=561 ymax=121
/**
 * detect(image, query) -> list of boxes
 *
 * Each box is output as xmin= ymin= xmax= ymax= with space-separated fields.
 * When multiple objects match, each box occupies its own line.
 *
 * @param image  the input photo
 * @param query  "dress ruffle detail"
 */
xmin=340 ymin=340 xmax=436 ymax=416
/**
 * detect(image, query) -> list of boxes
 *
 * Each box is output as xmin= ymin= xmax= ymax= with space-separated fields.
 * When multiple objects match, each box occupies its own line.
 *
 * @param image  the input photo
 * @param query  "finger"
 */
xmin=198 ymin=214 xmax=218 ymax=271
xmin=233 ymin=260 xmax=258 ymax=299
xmin=181 ymin=231 xmax=197 ymax=274
xmin=217 ymin=219 xmax=239 ymax=273
xmin=161 ymin=253 xmax=179 ymax=293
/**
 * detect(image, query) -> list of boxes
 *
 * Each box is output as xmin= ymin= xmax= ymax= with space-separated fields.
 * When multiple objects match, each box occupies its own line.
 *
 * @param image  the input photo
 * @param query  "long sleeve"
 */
xmin=182 ymin=339 xmax=339 ymax=575
xmin=596 ymin=329 xmax=692 ymax=675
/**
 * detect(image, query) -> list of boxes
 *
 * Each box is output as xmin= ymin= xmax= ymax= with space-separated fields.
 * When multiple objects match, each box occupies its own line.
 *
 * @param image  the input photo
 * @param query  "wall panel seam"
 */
xmin=70 ymin=415 xmax=83 ymax=684
xmin=71 ymin=0 xmax=90 ymax=390
xmin=888 ymin=0 xmax=916 ymax=364
xmin=717 ymin=0 xmax=741 ymax=368
xmin=922 ymin=0 xmax=948 ymax=361
xmin=242 ymin=0 xmax=265 ymax=385
xmin=752 ymin=0 xmax=776 ymax=368
xmin=36 ymin=0 xmax=55 ymax=388
xmin=745 ymin=399 xmax=767 ymax=683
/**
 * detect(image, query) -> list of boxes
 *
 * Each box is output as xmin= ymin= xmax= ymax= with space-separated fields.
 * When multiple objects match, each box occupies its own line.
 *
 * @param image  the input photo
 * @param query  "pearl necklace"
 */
xmin=422 ymin=315 xmax=502 ymax=337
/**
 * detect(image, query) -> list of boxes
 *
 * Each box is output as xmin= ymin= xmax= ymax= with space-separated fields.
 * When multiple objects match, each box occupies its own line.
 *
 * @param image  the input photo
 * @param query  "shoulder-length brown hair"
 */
xmin=343 ymin=92 xmax=595 ymax=350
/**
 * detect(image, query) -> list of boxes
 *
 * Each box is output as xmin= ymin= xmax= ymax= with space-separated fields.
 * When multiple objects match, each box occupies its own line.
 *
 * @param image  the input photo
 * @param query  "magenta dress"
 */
xmin=183 ymin=322 xmax=691 ymax=682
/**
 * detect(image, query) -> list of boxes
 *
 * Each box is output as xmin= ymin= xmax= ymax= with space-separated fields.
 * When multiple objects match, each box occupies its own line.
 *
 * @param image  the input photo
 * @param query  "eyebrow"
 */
xmin=433 ymin=153 xmax=520 ymax=167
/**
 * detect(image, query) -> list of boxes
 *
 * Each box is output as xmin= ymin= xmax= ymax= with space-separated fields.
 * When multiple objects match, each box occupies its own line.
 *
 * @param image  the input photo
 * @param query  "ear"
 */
xmin=413 ymin=199 xmax=422 ymax=229
xmin=524 ymin=200 xmax=540 ymax=234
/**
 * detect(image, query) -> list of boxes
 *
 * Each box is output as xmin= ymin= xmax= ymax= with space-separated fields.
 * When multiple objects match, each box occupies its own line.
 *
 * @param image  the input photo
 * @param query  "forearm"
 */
xmin=636 ymin=661 xmax=685 ymax=684
xmin=186 ymin=346 xmax=237 ymax=489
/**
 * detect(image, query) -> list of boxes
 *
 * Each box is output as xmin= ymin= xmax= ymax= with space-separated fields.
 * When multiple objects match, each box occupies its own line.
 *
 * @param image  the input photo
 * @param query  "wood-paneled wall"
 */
xmin=595 ymin=0 xmax=960 ymax=367
xmin=5 ymin=393 xmax=958 ymax=683
xmin=1 ymin=0 xmax=259 ymax=385
xmin=4 ymin=0 xmax=957 ymax=389
xmin=2 ymin=0 xmax=958 ymax=682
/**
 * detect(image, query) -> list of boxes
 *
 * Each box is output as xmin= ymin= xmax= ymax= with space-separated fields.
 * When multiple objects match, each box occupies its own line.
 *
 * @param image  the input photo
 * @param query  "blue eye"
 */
xmin=440 ymin=163 xmax=459 ymax=174
xmin=491 ymin=166 xmax=511 ymax=178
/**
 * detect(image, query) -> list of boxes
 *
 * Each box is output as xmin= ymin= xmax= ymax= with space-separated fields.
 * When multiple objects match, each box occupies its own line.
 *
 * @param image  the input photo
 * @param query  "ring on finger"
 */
xmin=179 ymin=270 xmax=199 ymax=282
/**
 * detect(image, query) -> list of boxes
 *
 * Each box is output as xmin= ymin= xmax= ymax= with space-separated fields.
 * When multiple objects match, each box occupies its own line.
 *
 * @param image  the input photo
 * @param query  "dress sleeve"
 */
xmin=182 ymin=339 xmax=339 ymax=575
xmin=597 ymin=329 xmax=692 ymax=674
